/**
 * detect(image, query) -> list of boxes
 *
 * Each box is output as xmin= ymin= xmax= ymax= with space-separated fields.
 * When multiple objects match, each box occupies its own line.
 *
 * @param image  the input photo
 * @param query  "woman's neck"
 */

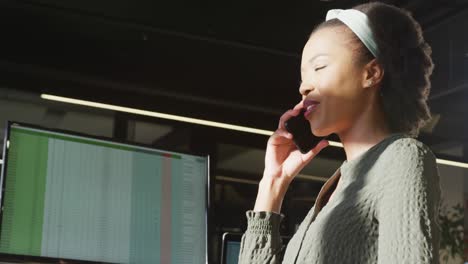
xmin=339 ymin=127 xmax=392 ymax=162
xmin=338 ymin=99 xmax=392 ymax=162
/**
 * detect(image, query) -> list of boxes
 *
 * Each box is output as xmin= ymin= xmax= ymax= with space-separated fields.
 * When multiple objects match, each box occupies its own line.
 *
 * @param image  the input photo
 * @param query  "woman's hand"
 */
xmin=253 ymin=102 xmax=329 ymax=213
xmin=265 ymin=102 xmax=329 ymax=183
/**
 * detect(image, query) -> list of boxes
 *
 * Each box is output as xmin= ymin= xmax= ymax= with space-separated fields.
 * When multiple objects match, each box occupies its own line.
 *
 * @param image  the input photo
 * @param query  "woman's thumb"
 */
xmin=302 ymin=139 xmax=329 ymax=161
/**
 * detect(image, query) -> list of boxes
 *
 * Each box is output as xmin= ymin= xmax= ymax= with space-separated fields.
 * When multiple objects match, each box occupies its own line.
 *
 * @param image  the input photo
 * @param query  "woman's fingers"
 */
xmin=278 ymin=108 xmax=301 ymax=130
xmin=301 ymin=139 xmax=329 ymax=161
xmin=293 ymin=101 xmax=304 ymax=110
xmin=269 ymin=128 xmax=293 ymax=143
xmin=281 ymin=139 xmax=329 ymax=180
xmin=278 ymin=101 xmax=305 ymax=130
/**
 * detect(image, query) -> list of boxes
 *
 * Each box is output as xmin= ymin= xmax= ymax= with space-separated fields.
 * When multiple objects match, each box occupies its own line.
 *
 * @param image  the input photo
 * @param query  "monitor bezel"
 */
xmin=0 ymin=120 xmax=211 ymax=264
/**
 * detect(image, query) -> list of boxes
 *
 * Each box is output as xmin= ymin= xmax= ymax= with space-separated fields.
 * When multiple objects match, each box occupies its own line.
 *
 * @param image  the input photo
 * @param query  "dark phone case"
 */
xmin=284 ymin=110 xmax=324 ymax=154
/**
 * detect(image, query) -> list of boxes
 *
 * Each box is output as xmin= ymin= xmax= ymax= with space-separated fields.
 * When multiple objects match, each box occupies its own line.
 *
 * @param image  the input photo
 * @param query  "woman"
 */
xmin=238 ymin=2 xmax=441 ymax=264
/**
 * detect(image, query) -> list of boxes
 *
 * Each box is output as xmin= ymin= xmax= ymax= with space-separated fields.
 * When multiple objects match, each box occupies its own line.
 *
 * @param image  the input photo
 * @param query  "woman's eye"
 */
xmin=315 ymin=66 xmax=326 ymax=71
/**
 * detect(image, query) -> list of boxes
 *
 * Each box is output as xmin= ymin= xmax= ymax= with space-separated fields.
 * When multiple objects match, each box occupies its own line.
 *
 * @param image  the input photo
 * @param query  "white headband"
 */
xmin=326 ymin=9 xmax=379 ymax=58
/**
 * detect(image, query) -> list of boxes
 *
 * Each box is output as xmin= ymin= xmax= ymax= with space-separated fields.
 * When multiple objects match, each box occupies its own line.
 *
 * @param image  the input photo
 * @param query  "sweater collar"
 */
xmin=340 ymin=133 xmax=407 ymax=176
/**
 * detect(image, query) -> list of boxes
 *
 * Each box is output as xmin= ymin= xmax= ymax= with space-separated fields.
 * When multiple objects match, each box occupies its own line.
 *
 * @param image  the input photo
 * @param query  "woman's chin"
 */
xmin=310 ymin=125 xmax=328 ymax=137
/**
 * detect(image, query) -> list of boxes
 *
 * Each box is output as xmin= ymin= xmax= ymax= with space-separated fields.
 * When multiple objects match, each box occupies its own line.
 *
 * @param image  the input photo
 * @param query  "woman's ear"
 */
xmin=362 ymin=59 xmax=384 ymax=89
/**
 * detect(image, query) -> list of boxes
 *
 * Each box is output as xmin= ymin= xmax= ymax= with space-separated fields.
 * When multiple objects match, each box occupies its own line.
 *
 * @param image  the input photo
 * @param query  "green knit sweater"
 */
xmin=238 ymin=134 xmax=441 ymax=264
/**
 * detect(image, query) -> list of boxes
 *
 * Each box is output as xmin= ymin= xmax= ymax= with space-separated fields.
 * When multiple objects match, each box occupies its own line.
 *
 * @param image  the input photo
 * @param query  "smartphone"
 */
xmin=284 ymin=109 xmax=325 ymax=154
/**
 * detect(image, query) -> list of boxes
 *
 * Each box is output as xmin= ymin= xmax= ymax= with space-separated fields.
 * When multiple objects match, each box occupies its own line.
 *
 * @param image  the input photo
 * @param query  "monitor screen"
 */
xmin=225 ymin=240 xmax=240 ymax=264
xmin=221 ymin=233 xmax=242 ymax=264
xmin=221 ymin=233 xmax=290 ymax=264
xmin=0 ymin=122 xmax=209 ymax=264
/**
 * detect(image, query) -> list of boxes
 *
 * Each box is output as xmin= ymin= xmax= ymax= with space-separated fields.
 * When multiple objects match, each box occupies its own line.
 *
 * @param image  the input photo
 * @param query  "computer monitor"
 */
xmin=221 ymin=232 xmax=290 ymax=264
xmin=0 ymin=122 xmax=210 ymax=264
xmin=221 ymin=233 xmax=242 ymax=264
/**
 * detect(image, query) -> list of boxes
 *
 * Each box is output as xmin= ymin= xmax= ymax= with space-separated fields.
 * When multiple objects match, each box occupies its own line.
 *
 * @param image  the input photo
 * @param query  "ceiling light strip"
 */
xmin=41 ymin=94 xmax=272 ymax=135
xmin=436 ymin=159 xmax=468 ymax=169
xmin=41 ymin=94 xmax=468 ymax=169
xmin=328 ymin=141 xmax=344 ymax=148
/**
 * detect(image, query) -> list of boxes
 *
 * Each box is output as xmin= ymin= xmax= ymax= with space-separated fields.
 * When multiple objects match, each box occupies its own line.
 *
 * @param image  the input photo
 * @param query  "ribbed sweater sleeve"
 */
xmin=377 ymin=139 xmax=441 ymax=264
xmin=238 ymin=211 xmax=285 ymax=264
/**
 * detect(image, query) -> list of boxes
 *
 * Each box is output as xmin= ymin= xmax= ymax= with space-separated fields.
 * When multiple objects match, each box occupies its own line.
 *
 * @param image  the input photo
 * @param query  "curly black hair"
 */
xmin=311 ymin=2 xmax=434 ymax=137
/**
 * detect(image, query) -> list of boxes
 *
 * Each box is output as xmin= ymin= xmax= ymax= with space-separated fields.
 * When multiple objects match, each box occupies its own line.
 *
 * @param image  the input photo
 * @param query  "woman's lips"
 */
xmin=304 ymin=103 xmax=319 ymax=117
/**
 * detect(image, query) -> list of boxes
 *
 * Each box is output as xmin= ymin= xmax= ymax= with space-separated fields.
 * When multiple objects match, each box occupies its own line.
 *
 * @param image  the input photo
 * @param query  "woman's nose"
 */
xmin=299 ymin=84 xmax=314 ymax=97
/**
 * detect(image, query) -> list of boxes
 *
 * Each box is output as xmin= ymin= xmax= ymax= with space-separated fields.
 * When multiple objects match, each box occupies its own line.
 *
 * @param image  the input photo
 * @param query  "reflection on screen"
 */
xmin=0 ymin=125 xmax=208 ymax=264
